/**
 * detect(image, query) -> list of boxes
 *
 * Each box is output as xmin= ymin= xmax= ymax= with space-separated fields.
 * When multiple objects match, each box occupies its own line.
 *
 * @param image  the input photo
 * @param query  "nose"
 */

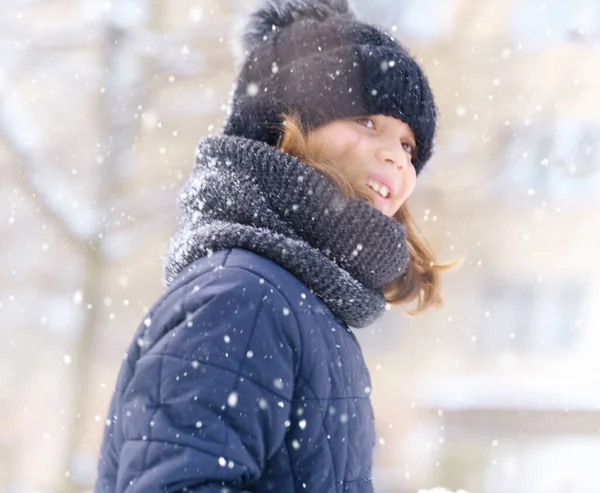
xmin=375 ymin=143 xmax=408 ymax=170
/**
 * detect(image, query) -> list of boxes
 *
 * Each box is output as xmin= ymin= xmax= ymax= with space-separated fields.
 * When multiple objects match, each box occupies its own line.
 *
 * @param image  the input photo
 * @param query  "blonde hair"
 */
xmin=277 ymin=112 xmax=458 ymax=316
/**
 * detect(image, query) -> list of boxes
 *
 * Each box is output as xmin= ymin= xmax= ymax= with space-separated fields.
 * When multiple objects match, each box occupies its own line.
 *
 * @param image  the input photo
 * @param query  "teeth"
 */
xmin=367 ymin=179 xmax=390 ymax=198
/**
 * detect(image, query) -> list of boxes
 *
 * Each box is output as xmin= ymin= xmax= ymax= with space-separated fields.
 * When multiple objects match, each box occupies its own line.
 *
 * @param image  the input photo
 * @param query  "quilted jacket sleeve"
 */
xmin=115 ymin=266 xmax=302 ymax=492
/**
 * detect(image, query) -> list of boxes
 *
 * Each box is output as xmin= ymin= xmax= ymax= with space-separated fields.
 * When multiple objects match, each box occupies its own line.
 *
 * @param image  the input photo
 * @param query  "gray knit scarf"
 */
xmin=163 ymin=135 xmax=410 ymax=328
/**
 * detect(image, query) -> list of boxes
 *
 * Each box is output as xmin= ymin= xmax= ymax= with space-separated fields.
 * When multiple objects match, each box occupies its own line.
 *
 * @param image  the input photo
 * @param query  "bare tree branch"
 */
xmin=0 ymin=100 xmax=95 ymax=257
xmin=25 ymin=23 xmax=102 ymax=51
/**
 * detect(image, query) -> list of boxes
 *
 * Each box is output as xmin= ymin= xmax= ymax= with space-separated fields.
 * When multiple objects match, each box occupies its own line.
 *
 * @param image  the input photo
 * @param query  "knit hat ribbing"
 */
xmin=223 ymin=0 xmax=438 ymax=174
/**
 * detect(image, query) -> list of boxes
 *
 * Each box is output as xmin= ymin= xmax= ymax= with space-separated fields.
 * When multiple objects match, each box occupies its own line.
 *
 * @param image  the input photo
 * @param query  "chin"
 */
xmin=371 ymin=194 xmax=393 ymax=216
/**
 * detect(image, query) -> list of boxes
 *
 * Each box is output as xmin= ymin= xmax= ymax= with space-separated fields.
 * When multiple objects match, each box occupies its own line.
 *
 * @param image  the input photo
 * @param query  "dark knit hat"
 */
xmin=222 ymin=0 xmax=438 ymax=174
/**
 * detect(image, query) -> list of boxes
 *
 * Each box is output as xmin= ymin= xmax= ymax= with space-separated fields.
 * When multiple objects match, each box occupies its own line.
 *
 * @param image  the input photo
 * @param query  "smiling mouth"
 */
xmin=367 ymin=178 xmax=390 ymax=199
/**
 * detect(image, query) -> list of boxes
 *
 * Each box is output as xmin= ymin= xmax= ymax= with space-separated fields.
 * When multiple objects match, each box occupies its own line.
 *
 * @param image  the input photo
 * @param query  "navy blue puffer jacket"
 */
xmin=96 ymin=248 xmax=376 ymax=492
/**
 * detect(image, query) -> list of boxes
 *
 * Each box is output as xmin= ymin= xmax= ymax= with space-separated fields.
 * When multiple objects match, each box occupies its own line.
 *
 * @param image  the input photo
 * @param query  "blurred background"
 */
xmin=1 ymin=0 xmax=599 ymax=492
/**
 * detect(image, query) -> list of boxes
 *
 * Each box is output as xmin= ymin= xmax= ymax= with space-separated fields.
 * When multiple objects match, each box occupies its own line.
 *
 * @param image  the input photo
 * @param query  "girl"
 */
xmin=95 ymin=1 xmax=451 ymax=492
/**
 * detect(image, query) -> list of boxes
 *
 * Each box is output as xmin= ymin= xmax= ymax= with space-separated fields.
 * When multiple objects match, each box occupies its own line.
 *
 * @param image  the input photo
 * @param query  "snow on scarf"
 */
xmin=163 ymin=135 xmax=409 ymax=328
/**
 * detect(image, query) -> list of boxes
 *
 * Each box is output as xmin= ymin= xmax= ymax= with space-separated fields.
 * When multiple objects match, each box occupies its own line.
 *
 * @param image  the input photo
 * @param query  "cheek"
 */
xmin=392 ymin=170 xmax=417 ymax=212
xmin=329 ymin=132 xmax=361 ymax=162
xmin=406 ymin=173 xmax=417 ymax=197
xmin=312 ymin=124 xmax=358 ymax=153
xmin=311 ymin=127 xmax=364 ymax=173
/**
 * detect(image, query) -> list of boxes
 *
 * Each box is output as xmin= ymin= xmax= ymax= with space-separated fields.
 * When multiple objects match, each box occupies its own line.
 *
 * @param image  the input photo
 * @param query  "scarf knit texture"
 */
xmin=163 ymin=135 xmax=410 ymax=328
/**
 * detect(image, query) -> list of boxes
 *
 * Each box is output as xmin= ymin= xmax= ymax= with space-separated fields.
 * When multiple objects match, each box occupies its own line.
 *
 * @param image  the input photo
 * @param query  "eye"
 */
xmin=355 ymin=117 xmax=376 ymax=130
xmin=402 ymin=142 xmax=416 ymax=157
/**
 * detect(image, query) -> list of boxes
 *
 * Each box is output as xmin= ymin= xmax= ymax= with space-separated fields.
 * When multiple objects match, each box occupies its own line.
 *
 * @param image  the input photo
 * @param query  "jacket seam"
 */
xmin=297 ymin=374 xmax=339 ymax=490
xmin=143 ymin=354 xmax=294 ymax=403
xmin=340 ymin=477 xmax=373 ymax=484
xmin=219 ymin=282 xmax=267 ymax=481
xmin=222 ymin=250 xmax=307 ymax=492
xmin=342 ymin=340 xmax=351 ymax=488
xmin=124 ymin=438 xmax=252 ymax=475
xmin=220 ymin=260 xmax=305 ymax=382
xmin=141 ymin=284 xmax=190 ymax=474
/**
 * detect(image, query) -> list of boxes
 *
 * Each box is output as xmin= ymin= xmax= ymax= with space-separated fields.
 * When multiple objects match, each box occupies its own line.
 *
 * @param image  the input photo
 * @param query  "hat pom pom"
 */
xmin=240 ymin=0 xmax=355 ymax=54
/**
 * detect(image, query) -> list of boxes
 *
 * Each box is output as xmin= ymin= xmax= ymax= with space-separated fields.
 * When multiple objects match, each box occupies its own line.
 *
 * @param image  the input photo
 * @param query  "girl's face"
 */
xmin=308 ymin=114 xmax=417 ymax=217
